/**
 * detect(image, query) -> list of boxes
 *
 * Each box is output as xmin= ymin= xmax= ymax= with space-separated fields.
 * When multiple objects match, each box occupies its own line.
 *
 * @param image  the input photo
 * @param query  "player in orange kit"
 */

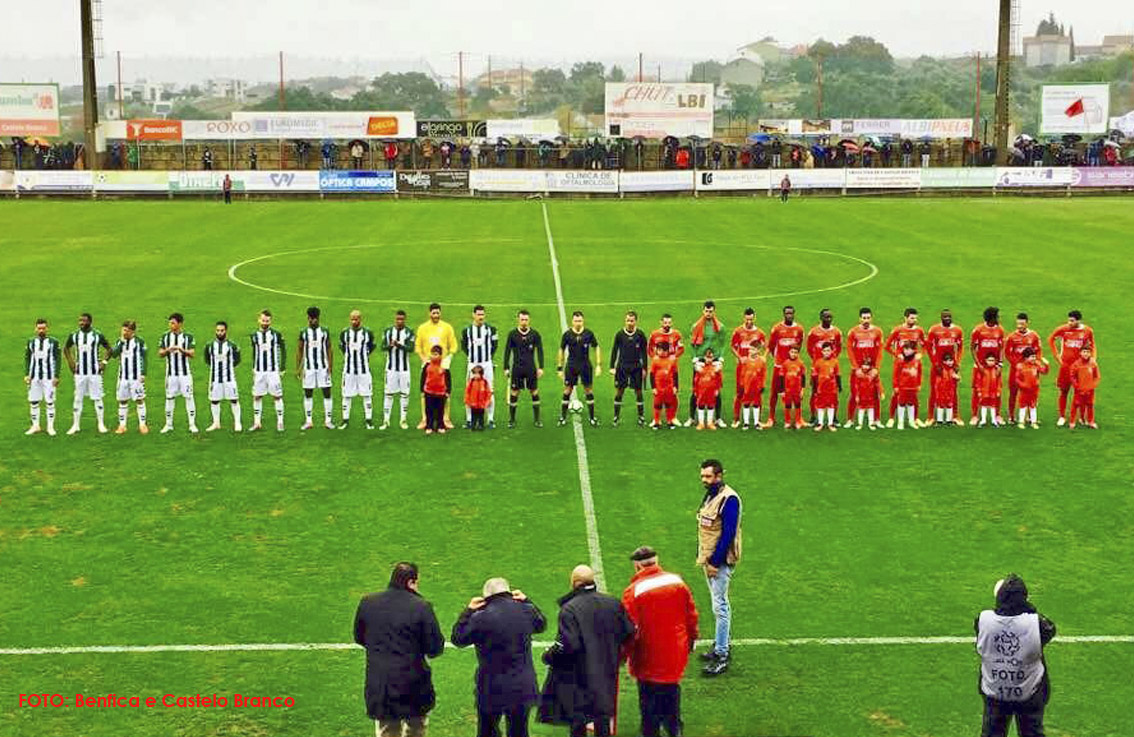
xmin=1068 ymin=345 xmax=1100 ymax=429
xmin=778 ymin=345 xmax=807 ymax=430
xmin=767 ymin=305 xmax=805 ymax=426
xmin=931 ymin=352 xmax=961 ymax=426
xmin=694 ymin=348 xmax=723 ymax=430
xmin=730 ymin=307 xmax=767 ymax=427
xmin=850 ymin=355 xmax=883 ymax=430
xmin=807 ymin=308 xmax=842 ymax=424
xmin=737 ymin=343 xmax=767 ymax=430
xmin=810 ymin=343 xmax=841 ymax=432
xmin=892 ymin=342 xmax=923 ymax=430
xmin=1012 ymin=347 xmax=1050 ymax=429
xmin=648 ymin=341 xmax=679 ymax=429
xmin=974 ymin=353 xmax=1004 ymax=427
xmin=926 ymin=309 xmax=964 ymax=425
xmin=969 ymin=306 xmax=1005 ymax=425
xmin=884 ymin=308 xmax=926 ymax=427
xmin=1048 ymin=309 xmax=1096 ymax=427
xmin=1004 ymin=312 xmax=1043 ymax=420
xmin=844 ymin=307 xmax=884 ymax=428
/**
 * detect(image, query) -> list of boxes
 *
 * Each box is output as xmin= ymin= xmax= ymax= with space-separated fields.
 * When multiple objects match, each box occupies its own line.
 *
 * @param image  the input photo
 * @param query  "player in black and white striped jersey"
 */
xmin=158 ymin=313 xmax=198 ymax=434
xmin=204 ymin=320 xmax=242 ymax=432
xmin=24 ymin=318 xmax=61 ymax=436
xmin=64 ymin=312 xmax=110 ymax=434
xmin=296 ymin=306 xmax=335 ymax=430
xmin=380 ymin=310 xmax=415 ymax=430
xmin=461 ymin=305 xmax=499 ymax=429
xmin=250 ymin=309 xmax=286 ymax=432
xmin=339 ymin=309 xmax=376 ymax=429
xmin=108 ymin=320 xmax=149 ymax=434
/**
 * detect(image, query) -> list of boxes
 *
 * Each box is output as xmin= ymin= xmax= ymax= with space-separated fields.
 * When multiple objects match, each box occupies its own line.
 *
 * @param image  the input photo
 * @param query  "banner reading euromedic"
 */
xmin=1041 ymin=85 xmax=1110 ymax=135
xmin=695 ymin=169 xmax=772 ymax=191
xmin=0 ymin=83 xmax=60 ymax=136
xmin=230 ymin=111 xmax=417 ymax=139
xmin=605 ymin=83 xmax=714 ymax=139
xmin=319 ymin=170 xmax=396 ymax=193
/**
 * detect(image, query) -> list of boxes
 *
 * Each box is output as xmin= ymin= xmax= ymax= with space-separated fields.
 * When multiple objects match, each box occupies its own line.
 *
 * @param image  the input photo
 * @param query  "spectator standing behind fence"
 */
xmin=919 ymin=139 xmax=931 ymax=167
xmin=321 ymin=140 xmax=334 ymax=169
xmin=128 ymin=142 xmax=140 ymax=171
xmin=460 ymin=143 xmax=472 ymax=169
xmin=295 ymin=139 xmax=309 ymax=168
xmin=351 ymin=141 xmax=364 ymax=169
xmin=201 ymin=147 xmax=212 ymax=171
xmin=421 ymin=138 xmax=435 ymax=169
xmin=440 ymin=140 xmax=453 ymax=169
xmin=471 ymin=140 xmax=482 ymax=168
xmin=354 ymin=562 xmax=445 ymax=737
xmin=771 ymin=138 xmax=783 ymax=168
xmin=975 ymin=575 xmax=1055 ymax=737
xmin=451 ymin=578 xmax=547 ymax=737
xmin=248 ymin=146 xmax=258 ymax=171
xmin=383 ymin=141 xmax=398 ymax=170
xmin=900 ymin=138 xmax=913 ymax=167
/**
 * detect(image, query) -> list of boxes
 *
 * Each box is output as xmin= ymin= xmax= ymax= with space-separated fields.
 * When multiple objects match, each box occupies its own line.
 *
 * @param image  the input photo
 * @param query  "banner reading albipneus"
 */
xmin=605 ymin=83 xmax=714 ymax=139
xmin=0 ymin=84 xmax=60 ymax=136
xmin=1041 ymin=85 xmax=1110 ymax=135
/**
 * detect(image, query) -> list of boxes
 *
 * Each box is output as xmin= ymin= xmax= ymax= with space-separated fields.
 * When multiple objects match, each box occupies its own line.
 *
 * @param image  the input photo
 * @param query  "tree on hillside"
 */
xmin=728 ymin=84 xmax=763 ymax=120
xmin=689 ymin=60 xmax=723 ymax=85
xmin=608 ymin=65 xmax=626 ymax=82
xmin=353 ymin=72 xmax=449 ymax=117
xmin=570 ymin=61 xmax=605 ymax=82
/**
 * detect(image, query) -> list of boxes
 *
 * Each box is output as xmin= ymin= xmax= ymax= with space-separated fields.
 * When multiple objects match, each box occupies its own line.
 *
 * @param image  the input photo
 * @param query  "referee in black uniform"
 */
xmin=609 ymin=310 xmax=649 ymax=427
xmin=503 ymin=309 xmax=545 ymax=428
xmin=558 ymin=310 xmax=601 ymax=426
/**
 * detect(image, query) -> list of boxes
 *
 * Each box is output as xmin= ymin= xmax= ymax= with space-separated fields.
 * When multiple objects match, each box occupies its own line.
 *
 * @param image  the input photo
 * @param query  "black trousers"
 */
xmin=424 ymin=394 xmax=446 ymax=430
xmin=639 ymin=681 xmax=682 ymax=736
xmin=478 ymin=706 xmax=529 ymax=737
xmin=981 ymin=687 xmax=1047 ymax=737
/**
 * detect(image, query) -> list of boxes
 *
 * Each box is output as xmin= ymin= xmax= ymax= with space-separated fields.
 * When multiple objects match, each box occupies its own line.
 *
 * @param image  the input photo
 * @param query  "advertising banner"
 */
xmin=770 ymin=169 xmax=845 ymax=189
xmin=845 ymin=168 xmax=921 ymax=189
xmin=243 ymin=171 xmax=320 ymax=192
xmin=469 ymin=169 xmax=547 ymax=192
xmin=839 ymin=119 xmax=973 ymax=139
xmin=433 ymin=170 xmax=469 ymax=192
xmin=125 ymin=119 xmax=183 ymax=141
xmin=94 ymin=171 xmax=170 ymax=192
xmin=619 ymin=170 xmax=695 ymax=192
xmin=182 ymin=119 xmax=256 ymax=140
xmin=0 ymin=170 xmax=15 ymax=192
xmin=15 ymin=170 xmax=93 ymax=191
xmin=416 ymin=120 xmax=487 ymax=138
xmin=318 ymin=170 xmax=396 ymax=193
xmin=230 ymin=111 xmax=417 ymax=139
xmin=1041 ymin=85 xmax=1110 ymax=135
xmin=395 ymin=170 xmax=470 ymax=193
xmin=545 ymin=170 xmax=619 ymax=193
xmin=0 ymin=83 xmax=60 ymax=136
xmin=1108 ymin=111 xmax=1134 ymax=137
xmin=995 ymin=167 xmax=1075 ymax=187
xmin=604 ymin=83 xmax=714 ymax=138
xmin=486 ymin=119 xmax=560 ymax=140
xmin=1070 ymin=167 xmax=1134 ymax=188
xmin=919 ymin=168 xmax=998 ymax=188
xmin=695 ymin=169 xmax=772 ymax=191
xmin=169 ymin=171 xmax=243 ymax=193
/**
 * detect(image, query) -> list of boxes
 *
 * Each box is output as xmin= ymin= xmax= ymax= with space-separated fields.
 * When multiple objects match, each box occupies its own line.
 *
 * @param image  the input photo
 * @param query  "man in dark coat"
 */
xmin=354 ymin=562 xmax=445 ymax=737
xmin=539 ymin=565 xmax=635 ymax=737
xmin=452 ymin=577 xmax=547 ymax=737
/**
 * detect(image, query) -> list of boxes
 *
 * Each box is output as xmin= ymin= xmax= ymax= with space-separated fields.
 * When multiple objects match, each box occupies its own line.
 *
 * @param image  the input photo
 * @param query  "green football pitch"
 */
xmin=0 ymin=197 xmax=1131 ymax=737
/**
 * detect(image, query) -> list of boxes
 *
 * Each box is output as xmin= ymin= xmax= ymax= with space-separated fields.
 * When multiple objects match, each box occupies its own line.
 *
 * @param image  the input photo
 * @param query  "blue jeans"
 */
xmin=705 ymin=564 xmax=733 ymax=656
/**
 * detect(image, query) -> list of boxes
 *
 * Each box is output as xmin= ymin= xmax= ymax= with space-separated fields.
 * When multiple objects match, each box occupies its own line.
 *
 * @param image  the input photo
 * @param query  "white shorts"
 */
xmin=342 ymin=373 xmax=373 ymax=398
xmin=467 ymin=361 xmax=495 ymax=385
xmin=384 ymin=369 xmax=411 ymax=395
xmin=253 ymin=371 xmax=283 ymax=397
xmin=74 ymin=374 xmax=104 ymax=400
xmin=209 ymin=382 xmax=239 ymax=402
xmin=165 ymin=375 xmax=194 ymax=399
xmin=28 ymin=379 xmax=56 ymax=403
xmin=116 ymin=380 xmax=146 ymax=402
xmin=302 ymin=369 xmax=332 ymax=390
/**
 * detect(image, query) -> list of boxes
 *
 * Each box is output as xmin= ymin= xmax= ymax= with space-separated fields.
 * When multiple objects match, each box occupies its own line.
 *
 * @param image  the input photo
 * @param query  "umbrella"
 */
xmin=495 ymin=137 xmax=512 ymax=147
xmin=1108 ymin=129 xmax=1126 ymax=141
xmin=555 ymin=135 xmax=571 ymax=142
xmin=1014 ymin=134 xmax=1034 ymax=145
xmin=747 ymin=133 xmax=773 ymax=144
xmin=1061 ymin=134 xmax=1082 ymax=144
xmin=348 ymin=139 xmax=370 ymax=151
xmin=861 ymin=144 xmax=878 ymax=154
xmin=810 ymin=144 xmax=826 ymax=158
xmin=838 ymin=140 xmax=860 ymax=152
xmin=1102 ymin=139 xmax=1120 ymax=149
xmin=24 ymin=136 xmax=52 ymax=146
xmin=662 ymin=135 xmax=679 ymax=146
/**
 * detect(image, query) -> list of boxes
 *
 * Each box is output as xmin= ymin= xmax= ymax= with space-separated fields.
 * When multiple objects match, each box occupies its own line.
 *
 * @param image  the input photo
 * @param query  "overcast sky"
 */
xmin=4 ymin=0 xmax=1130 ymax=79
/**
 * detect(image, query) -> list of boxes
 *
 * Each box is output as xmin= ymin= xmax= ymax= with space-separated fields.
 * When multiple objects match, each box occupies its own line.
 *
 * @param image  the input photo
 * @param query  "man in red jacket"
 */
xmin=621 ymin=546 xmax=699 ymax=737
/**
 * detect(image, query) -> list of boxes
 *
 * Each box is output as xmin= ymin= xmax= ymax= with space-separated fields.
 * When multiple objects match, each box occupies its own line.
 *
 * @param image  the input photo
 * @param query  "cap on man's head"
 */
xmin=630 ymin=546 xmax=657 ymax=562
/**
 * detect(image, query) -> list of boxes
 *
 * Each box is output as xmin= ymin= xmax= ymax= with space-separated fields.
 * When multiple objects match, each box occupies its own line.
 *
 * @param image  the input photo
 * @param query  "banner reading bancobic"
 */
xmin=605 ymin=83 xmax=714 ymax=139
xmin=1041 ymin=85 xmax=1110 ymax=135
xmin=126 ymin=119 xmax=183 ymax=141
xmin=0 ymin=84 xmax=60 ymax=136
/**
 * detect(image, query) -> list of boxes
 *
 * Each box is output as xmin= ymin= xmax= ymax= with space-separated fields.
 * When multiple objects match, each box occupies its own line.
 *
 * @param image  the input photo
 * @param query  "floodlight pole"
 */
xmin=993 ymin=0 xmax=1012 ymax=162
xmin=458 ymin=51 xmax=465 ymax=118
xmin=974 ymin=52 xmax=981 ymax=142
xmin=638 ymin=53 xmax=643 ymax=83
xmin=116 ymin=50 xmax=124 ymax=119
xmin=80 ymin=0 xmax=99 ymax=169
xmin=279 ymin=52 xmax=286 ymax=110
xmin=816 ymin=57 xmax=823 ymax=117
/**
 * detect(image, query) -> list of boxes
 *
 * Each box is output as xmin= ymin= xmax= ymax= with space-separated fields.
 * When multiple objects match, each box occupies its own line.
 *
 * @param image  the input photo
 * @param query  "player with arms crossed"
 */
xmin=1004 ymin=312 xmax=1043 ymax=422
xmin=806 ymin=308 xmax=842 ymax=425
xmin=204 ymin=320 xmax=242 ymax=432
xmin=687 ymin=301 xmax=725 ymax=426
xmin=502 ymin=309 xmax=545 ymax=428
xmin=1048 ymin=310 xmax=1096 ymax=427
xmin=108 ymin=320 xmax=148 ymax=434
xmin=461 ymin=305 xmax=499 ymax=429
xmin=296 ymin=306 xmax=335 ymax=431
xmin=158 ymin=313 xmax=198 ymax=434
xmin=884 ymin=308 xmax=925 ymax=428
xmin=730 ymin=308 xmax=767 ymax=427
xmin=843 ymin=307 xmax=884 ymax=428
xmin=381 ymin=310 xmax=415 ymax=430
xmin=609 ymin=310 xmax=649 ymax=427
xmin=339 ymin=310 xmax=376 ymax=429
xmin=926 ymin=309 xmax=964 ymax=425
xmin=558 ymin=310 xmax=602 ymax=426
xmin=64 ymin=312 xmax=110 ymax=434
xmin=250 ymin=309 xmax=286 ymax=432
xmin=24 ymin=318 xmax=61 ymax=436
xmin=767 ymin=305 xmax=805 ymax=428
xmin=969 ymin=307 xmax=1005 ymax=426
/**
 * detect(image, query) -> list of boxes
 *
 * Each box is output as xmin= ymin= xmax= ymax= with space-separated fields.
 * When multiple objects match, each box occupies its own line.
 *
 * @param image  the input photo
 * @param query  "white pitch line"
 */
xmin=542 ymin=200 xmax=607 ymax=593
xmin=2 ymin=635 xmax=1131 ymax=656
